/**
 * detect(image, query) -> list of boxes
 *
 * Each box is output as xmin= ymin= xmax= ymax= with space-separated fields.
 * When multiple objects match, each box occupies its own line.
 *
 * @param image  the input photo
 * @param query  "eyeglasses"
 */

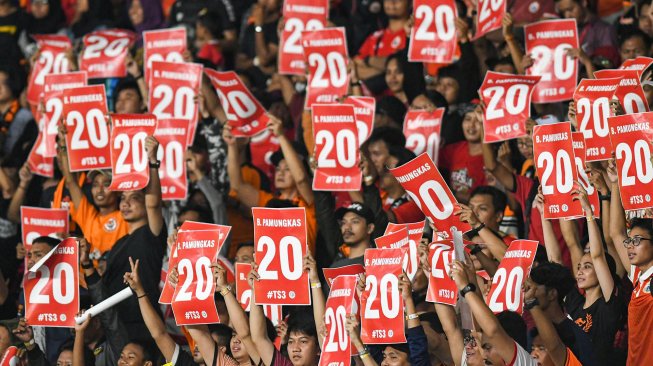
xmin=623 ymin=236 xmax=652 ymax=248
xmin=464 ymin=335 xmax=477 ymax=347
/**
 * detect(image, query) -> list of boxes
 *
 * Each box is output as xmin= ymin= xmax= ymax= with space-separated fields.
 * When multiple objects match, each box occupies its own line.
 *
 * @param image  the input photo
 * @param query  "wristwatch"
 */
xmin=524 ymin=298 xmax=539 ymax=310
xmin=459 ymin=283 xmax=476 ymax=298
xmin=255 ymin=25 xmax=263 ymax=33
xmin=81 ymin=261 xmax=93 ymax=269
xmin=219 ymin=286 xmax=232 ymax=297
xmin=149 ymin=160 xmax=161 ymax=169
xmin=469 ymin=244 xmax=483 ymax=256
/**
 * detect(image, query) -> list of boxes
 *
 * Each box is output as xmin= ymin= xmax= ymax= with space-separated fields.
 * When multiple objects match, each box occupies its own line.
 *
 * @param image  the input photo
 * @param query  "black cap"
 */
xmin=376 ymin=96 xmax=407 ymax=127
xmin=335 ymin=202 xmax=375 ymax=223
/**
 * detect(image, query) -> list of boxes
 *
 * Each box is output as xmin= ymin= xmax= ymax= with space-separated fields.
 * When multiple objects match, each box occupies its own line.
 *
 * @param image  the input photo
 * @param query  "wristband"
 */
xmin=469 ymin=244 xmax=483 ymax=256
xmin=137 ymin=293 xmax=148 ymax=299
xmin=405 ymin=313 xmax=419 ymax=320
xmin=23 ymin=339 xmax=35 ymax=347
xmin=474 ymin=223 xmax=486 ymax=232
xmin=310 ymin=282 xmax=322 ymax=289
xmin=524 ymin=298 xmax=539 ymax=310
xmin=459 ymin=283 xmax=476 ymax=298
xmin=599 ymin=193 xmax=611 ymax=201
xmin=219 ymin=286 xmax=232 ymax=297
xmin=81 ymin=262 xmax=93 ymax=269
xmin=149 ymin=160 xmax=161 ymax=169
xmin=359 ymin=348 xmax=370 ymax=359
xmin=350 ymin=80 xmax=362 ymax=87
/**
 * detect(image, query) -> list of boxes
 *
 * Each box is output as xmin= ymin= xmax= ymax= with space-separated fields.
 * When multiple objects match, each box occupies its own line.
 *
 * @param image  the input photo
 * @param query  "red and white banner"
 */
xmin=148 ymin=61 xmax=202 ymax=145
xmin=344 ymin=96 xmax=375 ymax=146
xmin=171 ymin=225 xmax=230 ymax=325
xmin=426 ymin=241 xmax=457 ymax=305
xmin=532 ymin=122 xmax=583 ymax=219
xmin=409 ymin=0 xmax=458 ymax=63
xmin=322 ymin=265 xmax=365 ymax=286
xmin=607 ymin=112 xmax=653 ymax=211
xmin=62 ymin=85 xmax=111 ymax=171
xmin=279 ymin=0 xmax=328 ymax=75
xmin=143 ymin=27 xmax=187 ymax=86
xmin=154 ymin=119 xmax=190 ymax=200
xmin=574 ymin=78 xmax=620 ymax=161
xmin=480 ymin=71 xmax=541 ymax=142
xmin=253 ymin=207 xmax=310 ymax=305
xmin=524 ymin=19 xmax=579 ymax=104
xmin=475 ymin=0 xmax=505 ymax=39
xmin=249 ymin=129 xmax=279 ymax=181
xmin=79 ymin=29 xmax=135 ymax=79
xmin=620 ymin=56 xmax=653 ymax=74
xmin=594 ymin=69 xmax=649 ymax=114
xmin=20 ymin=207 xmax=68 ymax=247
xmin=108 ymin=114 xmax=157 ymax=191
xmin=205 ymin=69 xmax=270 ymax=137
xmin=235 ymin=262 xmax=283 ymax=324
xmin=25 ymin=238 xmax=79 ymax=327
xmin=312 ymin=104 xmax=361 ymax=191
xmin=487 ymin=240 xmax=537 ymax=314
xmin=403 ymin=109 xmax=443 ymax=164
xmin=319 ymin=275 xmax=357 ymax=366
xmin=361 ymin=248 xmax=406 ymax=344
xmin=0 ymin=346 xmax=19 ymax=366
xmin=571 ymin=132 xmax=600 ymax=217
xmin=383 ymin=221 xmax=426 ymax=281
xmin=302 ymin=28 xmax=349 ymax=109
xmin=26 ymin=34 xmax=72 ymax=105
xmin=389 ymin=153 xmax=471 ymax=233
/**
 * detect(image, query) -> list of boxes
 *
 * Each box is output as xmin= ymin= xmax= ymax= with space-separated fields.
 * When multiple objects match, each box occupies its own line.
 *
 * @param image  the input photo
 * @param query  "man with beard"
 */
xmin=330 ymin=202 xmax=376 ymax=268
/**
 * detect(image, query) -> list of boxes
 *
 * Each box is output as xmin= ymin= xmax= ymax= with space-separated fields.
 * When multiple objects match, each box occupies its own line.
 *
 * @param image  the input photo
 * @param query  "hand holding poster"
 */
xmin=344 ymin=96 xmax=375 ymax=146
xmin=235 ymin=263 xmax=283 ymax=324
xmin=571 ymin=132 xmax=600 ymax=217
xmin=322 ymin=265 xmax=365 ymax=287
xmin=79 ymin=29 xmax=135 ymax=79
xmin=109 ymin=114 xmax=157 ymax=191
xmin=403 ymin=109 xmax=443 ymax=163
xmin=594 ymin=69 xmax=649 ymax=114
xmin=408 ymin=0 xmax=458 ymax=63
xmin=279 ymin=0 xmax=328 ymax=75
xmin=143 ymin=27 xmax=187 ymax=85
xmin=20 ymin=207 xmax=69 ymax=247
xmin=26 ymin=35 xmax=72 ymax=105
xmin=487 ymin=240 xmax=538 ymax=314
xmin=302 ymin=28 xmax=349 ymax=108
xmin=476 ymin=0 xmax=505 ymax=39
xmin=382 ymin=221 xmax=426 ymax=281
xmin=426 ymin=241 xmax=457 ymax=305
xmin=319 ymin=275 xmax=358 ymax=366
xmin=574 ymin=78 xmax=620 ymax=161
xmin=154 ymin=119 xmax=190 ymax=200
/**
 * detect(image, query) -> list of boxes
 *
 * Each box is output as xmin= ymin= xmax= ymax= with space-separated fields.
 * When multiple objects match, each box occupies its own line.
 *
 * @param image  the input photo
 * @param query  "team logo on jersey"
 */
xmin=645 ymin=283 xmax=651 ymax=294
xmin=391 ymin=36 xmax=401 ymax=49
xmin=529 ymin=2 xmax=540 ymax=13
xmin=104 ymin=218 xmax=117 ymax=232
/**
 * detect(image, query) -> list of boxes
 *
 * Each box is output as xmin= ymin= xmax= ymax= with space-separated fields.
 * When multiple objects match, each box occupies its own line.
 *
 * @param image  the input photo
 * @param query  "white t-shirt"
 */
xmin=461 ymin=341 xmax=537 ymax=366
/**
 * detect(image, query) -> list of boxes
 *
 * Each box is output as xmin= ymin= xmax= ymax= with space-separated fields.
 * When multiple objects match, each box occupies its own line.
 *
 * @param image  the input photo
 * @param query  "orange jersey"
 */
xmin=258 ymin=191 xmax=317 ymax=254
xmin=565 ymin=348 xmax=582 ymax=366
xmin=70 ymin=195 xmax=129 ymax=255
xmin=628 ymin=266 xmax=653 ymax=365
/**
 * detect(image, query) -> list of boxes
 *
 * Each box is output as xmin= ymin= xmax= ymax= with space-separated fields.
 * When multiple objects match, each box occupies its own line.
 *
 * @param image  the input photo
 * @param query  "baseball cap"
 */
xmin=87 ymin=170 xmax=112 ymax=182
xmin=335 ymin=202 xmax=375 ymax=223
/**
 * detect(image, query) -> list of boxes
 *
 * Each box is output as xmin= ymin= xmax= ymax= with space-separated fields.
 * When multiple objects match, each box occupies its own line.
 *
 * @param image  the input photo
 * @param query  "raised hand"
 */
xmin=12 ymin=318 xmax=34 ymax=343
xmin=144 ymin=136 xmax=160 ymax=164
xmin=123 ymin=257 xmax=145 ymax=297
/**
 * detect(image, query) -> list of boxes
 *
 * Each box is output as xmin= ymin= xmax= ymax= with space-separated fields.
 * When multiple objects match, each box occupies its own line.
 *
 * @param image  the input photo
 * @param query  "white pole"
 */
xmin=75 ymin=287 xmax=133 ymax=324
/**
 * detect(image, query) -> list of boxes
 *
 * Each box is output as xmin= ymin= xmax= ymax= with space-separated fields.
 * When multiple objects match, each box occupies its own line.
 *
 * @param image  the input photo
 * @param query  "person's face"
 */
xmin=464 ymin=334 xmax=484 ymax=366
xmin=576 ymin=253 xmax=599 ymax=290
xmin=230 ymin=333 xmax=249 ymax=360
xmin=368 ymin=140 xmax=390 ymax=175
xmin=0 ymin=72 xmax=13 ymax=103
xmin=494 ymin=63 xmax=516 ymax=74
xmin=115 ymin=89 xmax=143 ymax=114
xmin=340 ymin=211 xmax=372 ymax=246
xmin=380 ymin=346 xmax=410 ymax=366
xmin=178 ymin=210 xmax=200 ymax=226
xmin=626 ymin=226 xmax=653 ymax=266
xmin=469 ymin=193 xmax=501 ymax=230
xmin=621 ymin=37 xmax=648 ymax=62
xmin=481 ymin=335 xmax=507 ymax=366
xmin=435 ymin=77 xmax=459 ymax=104
xmin=286 ymin=332 xmax=319 ymax=366
xmin=530 ymin=335 xmax=555 ymax=366
xmin=27 ymin=242 xmax=53 ymax=270
xmin=119 ymin=191 xmax=146 ymax=223
xmin=92 ymin=174 xmax=117 ymax=209
xmin=462 ymin=112 xmax=482 ymax=143
xmin=56 ymin=350 xmax=73 ymax=366
xmin=384 ymin=0 xmax=409 ymax=19
xmin=31 ymin=2 xmax=50 ymax=19
xmin=235 ymin=245 xmax=254 ymax=264
xmin=274 ymin=159 xmax=295 ymax=190
xmin=380 ymin=155 xmax=400 ymax=190
xmin=0 ymin=327 xmax=10 ymax=356
xmin=556 ymin=0 xmax=585 ymax=23
xmin=385 ymin=58 xmax=404 ymax=94
xmin=640 ymin=5 xmax=653 ymax=36
xmin=410 ymin=94 xmax=436 ymax=110
xmin=517 ymin=136 xmax=534 ymax=160
xmin=118 ymin=343 xmax=150 ymax=366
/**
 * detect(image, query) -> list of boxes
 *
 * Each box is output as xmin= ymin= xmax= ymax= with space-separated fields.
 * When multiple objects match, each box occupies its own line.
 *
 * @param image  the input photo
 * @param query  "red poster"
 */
xmin=322 ymin=265 xmax=365 ymax=287
xmin=384 ymin=221 xmax=425 ymax=281
xmin=312 ymin=104 xmax=362 ymax=191
xmin=154 ymin=119 xmax=190 ymax=200
xmin=426 ymin=241 xmax=457 ymax=305
xmin=24 ymin=238 xmax=79 ymax=327
xmin=487 ymin=240 xmax=538 ymax=314
xmin=532 ymin=122 xmax=583 ymax=219
xmin=249 ymin=129 xmax=279 ymax=181
xmin=403 ymin=109 xmax=443 ymax=164
xmin=143 ymin=27 xmax=187 ymax=86
xmin=571 ymin=132 xmax=600 ymax=217
xmin=253 ymin=207 xmax=310 ymax=305
xmin=607 ymin=112 xmax=653 ymax=210
xmin=409 ymin=0 xmax=458 ymax=63
xmin=109 ymin=114 xmax=157 ymax=191
xmin=279 ymin=0 xmax=328 ymax=75
xmin=27 ymin=132 xmax=54 ymax=177
xmin=475 ymin=0 xmax=505 ymax=39
xmin=302 ymin=28 xmax=349 ymax=109
xmin=20 ymin=207 xmax=69 ymax=247
xmin=361 ymin=248 xmax=406 ymax=344
xmin=79 ymin=29 xmax=136 ymax=79
xmin=344 ymin=96 xmax=375 ymax=146
xmin=480 ymin=72 xmax=541 ymax=142
xmin=148 ymin=61 xmax=202 ymax=145
xmin=620 ymin=56 xmax=653 ymax=74
xmin=26 ymin=35 xmax=72 ymax=105
xmin=319 ymin=275 xmax=357 ymax=366
xmin=389 ymin=153 xmax=471 ymax=233
xmin=205 ymin=69 xmax=270 ymax=137
xmin=594 ymin=69 xmax=649 ymax=114
xmin=574 ymin=78 xmax=620 ymax=161
xmin=524 ymin=19 xmax=579 ymax=104
xmin=235 ymin=262 xmax=283 ymax=323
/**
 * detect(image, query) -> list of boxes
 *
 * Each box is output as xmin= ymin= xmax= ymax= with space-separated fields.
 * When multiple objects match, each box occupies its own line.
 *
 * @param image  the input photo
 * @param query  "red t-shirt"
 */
xmin=628 ymin=266 xmax=653 ymax=366
xmin=356 ymin=28 xmax=407 ymax=58
xmin=438 ymin=141 xmax=486 ymax=200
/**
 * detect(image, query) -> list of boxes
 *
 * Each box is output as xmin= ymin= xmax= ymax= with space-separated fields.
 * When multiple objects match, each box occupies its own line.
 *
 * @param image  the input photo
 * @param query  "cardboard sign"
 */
xmin=79 ymin=29 xmax=135 ymax=79
xmin=322 ymin=265 xmax=365 ymax=287
xmin=143 ymin=27 xmax=187 ymax=86
xmin=154 ymin=119 xmax=190 ymax=200
xmin=344 ymin=96 xmax=375 ymax=146
xmin=571 ymin=132 xmax=600 ymax=217
xmin=574 ymin=78 xmax=620 ymax=161
xmin=426 ymin=241 xmax=457 ymax=305
xmin=594 ymin=69 xmax=649 ymax=114
xmin=475 ymin=0 xmax=505 ymax=39
xmin=524 ymin=19 xmax=579 ymax=104
xmin=108 ymin=114 xmax=157 ymax=191
xmin=319 ymin=275 xmax=358 ymax=366
xmin=253 ymin=207 xmax=310 ymax=305
xmin=480 ymin=72 xmax=541 ymax=142
xmin=26 ymin=34 xmax=72 ymax=105
xmin=607 ymin=112 xmax=653 ymax=210
xmin=205 ymin=69 xmax=270 ymax=137
xmin=389 ymin=153 xmax=471 ymax=233
xmin=24 ymin=238 xmax=79 ymax=327
xmin=249 ymin=129 xmax=279 ymax=181
xmin=148 ymin=61 xmax=202 ymax=145
xmin=620 ymin=56 xmax=653 ymax=74
xmin=312 ymin=104 xmax=362 ymax=191
xmin=383 ymin=221 xmax=426 ymax=281
xmin=279 ymin=0 xmax=328 ymax=75
xmin=302 ymin=28 xmax=349 ymax=109
xmin=27 ymin=131 xmax=54 ymax=177
xmin=20 ymin=207 xmax=69 ymax=247
xmin=62 ymin=85 xmax=111 ymax=171
xmin=532 ymin=122 xmax=583 ymax=219
xmin=408 ymin=0 xmax=458 ymax=63
xmin=487 ymin=240 xmax=538 ymax=314
xmin=234 ymin=262 xmax=283 ymax=324
xmin=403 ymin=109 xmax=444 ymax=164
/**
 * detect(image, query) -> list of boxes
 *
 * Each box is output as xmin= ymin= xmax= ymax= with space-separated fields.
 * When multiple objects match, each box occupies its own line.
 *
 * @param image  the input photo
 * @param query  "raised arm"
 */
xmin=502 ymin=14 xmax=524 ymax=74
xmin=346 ymin=315 xmax=379 ymax=366
xmin=524 ymin=279 xmax=568 ymax=366
xmin=144 ymin=136 xmax=164 ymax=236
xmin=607 ymin=159 xmax=630 ymax=275
xmin=456 ymin=204 xmax=507 ymax=261
xmin=224 ymin=125 xmax=260 ymax=208
xmin=535 ymin=189 xmax=564 ymax=264
xmin=7 ymin=164 xmax=32 ymax=223
xmin=58 ymin=126 xmax=84 ymax=208
xmin=305 ymin=253 xmax=326 ymax=348
xmin=559 ymin=218 xmax=583 ymax=271
xmin=248 ymin=264 xmax=276 ymax=366
xmin=481 ymin=134 xmax=515 ymax=191
xmin=73 ymin=315 xmax=91 ymax=366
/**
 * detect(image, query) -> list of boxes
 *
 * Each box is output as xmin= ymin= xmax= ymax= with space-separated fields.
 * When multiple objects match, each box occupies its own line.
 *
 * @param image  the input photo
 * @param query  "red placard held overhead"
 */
xmin=480 ymin=72 xmax=541 ymax=142
xmin=24 ymin=238 xmax=79 ymax=327
xmin=383 ymin=221 xmax=426 ymax=281
xmin=322 ymin=265 xmax=365 ymax=287
xmin=426 ymin=241 xmax=457 ymax=305
xmin=389 ymin=153 xmax=471 ymax=233
xmin=155 ymin=119 xmax=190 ymax=200
xmin=525 ymin=19 xmax=579 ymax=104
xmin=234 ymin=262 xmax=283 ymax=323
xmin=279 ymin=0 xmax=328 ymax=75
xmin=27 ymin=132 xmax=54 ymax=177
xmin=409 ymin=0 xmax=458 ymax=63
xmin=79 ymin=29 xmax=135 ymax=79
xmin=344 ymin=96 xmax=375 ymax=146
xmin=608 ymin=112 xmax=653 ymax=211
xmin=571 ymin=132 xmax=600 ymax=217
xmin=109 ymin=114 xmax=157 ymax=191
xmin=26 ymin=35 xmax=72 ymax=105
xmin=143 ymin=27 xmax=187 ymax=86
xmin=205 ymin=69 xmax=270 ymax=137
xmin=620 ymin=56 xmax=653 ymax=74
xmin=253 ymin=207 xmax=310 ymax=305
xmin=532 ymin=122 xmax=583 ymax=219
xmin=475 ymin=0 xmax=505 ymax=39
xmin=302 ymin=28 xmax=349 ymax=109
xmin=319 ymin=275 xmax=358 ymax=366
xmin=20 ymin=207 xmax=69 ymax=247
xmin=312 ymin=104 xmax=361 ymax=191
xmin=403 ymin=109 xmax=443 ymax=164
xmin=574 ymin=78 xmax=620 ymax=161
xmin=594 ymin=69 xmax=649 ymax=114
xmin=361 ymin=248 xmax=406 ymax=344
xmin=249 ymin=129 xmax=279 ymax=181
xmin=487 ymin=240 xmax=538 ymax=314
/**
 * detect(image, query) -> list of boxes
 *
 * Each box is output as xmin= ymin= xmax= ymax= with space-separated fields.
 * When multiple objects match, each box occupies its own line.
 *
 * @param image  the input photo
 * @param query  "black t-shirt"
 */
xmin=238 ymin=19 xmax=279 ymax=59
xmin=554 ymin=317 xmax=598 ymax=366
